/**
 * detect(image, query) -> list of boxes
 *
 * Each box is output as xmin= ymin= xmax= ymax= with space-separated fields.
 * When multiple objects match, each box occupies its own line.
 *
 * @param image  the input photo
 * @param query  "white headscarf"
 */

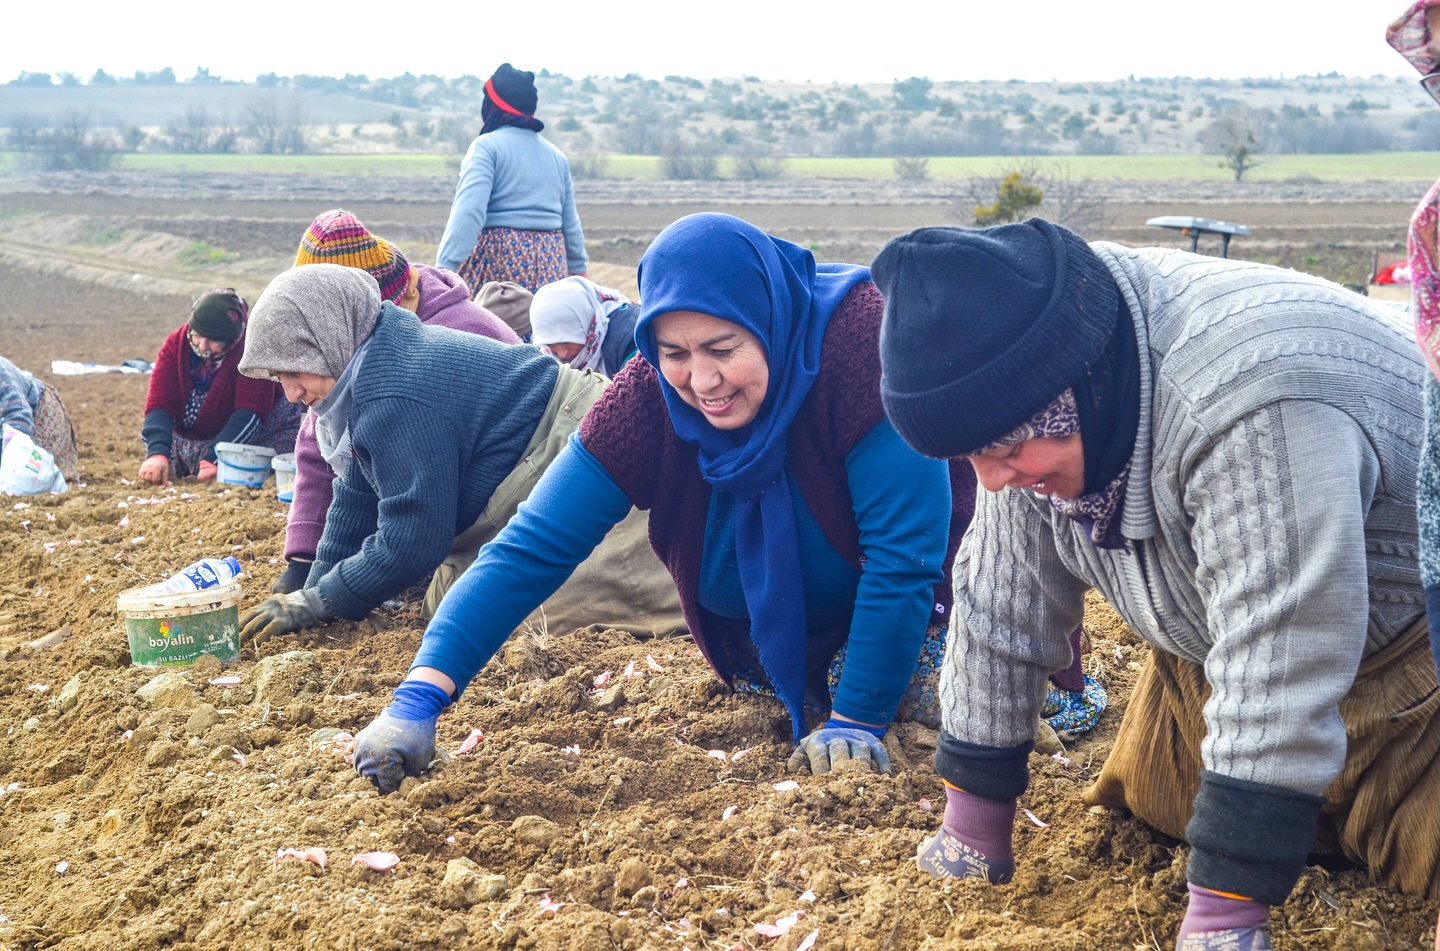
xmin=529 ymin=276 xmax=632 ymax=372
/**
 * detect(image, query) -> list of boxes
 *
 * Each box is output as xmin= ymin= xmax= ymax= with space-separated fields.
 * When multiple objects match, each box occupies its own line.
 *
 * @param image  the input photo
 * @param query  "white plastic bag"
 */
xmin=0 ymin=424 xmax=68 ymax=496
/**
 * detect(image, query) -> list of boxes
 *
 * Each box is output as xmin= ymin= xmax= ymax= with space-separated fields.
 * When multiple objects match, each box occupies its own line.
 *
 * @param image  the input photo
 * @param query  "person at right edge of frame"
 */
xmin=1388 ymin=4 xmax=1440 ymax=948
xmin=872 ymin=217 xmax=1438 ymax=950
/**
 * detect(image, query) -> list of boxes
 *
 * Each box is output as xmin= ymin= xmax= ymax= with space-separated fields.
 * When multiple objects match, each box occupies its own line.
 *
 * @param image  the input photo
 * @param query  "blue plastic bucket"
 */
xmin=272 ymin=452 xmax=296 ymax=502
xmin=214 ymin=442 xmax=275 ymax=488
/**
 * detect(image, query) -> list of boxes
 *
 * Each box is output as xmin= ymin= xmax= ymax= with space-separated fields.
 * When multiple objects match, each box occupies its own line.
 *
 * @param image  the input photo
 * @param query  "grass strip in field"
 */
xmin=2 ymin=152 xmax=1437 ymax=182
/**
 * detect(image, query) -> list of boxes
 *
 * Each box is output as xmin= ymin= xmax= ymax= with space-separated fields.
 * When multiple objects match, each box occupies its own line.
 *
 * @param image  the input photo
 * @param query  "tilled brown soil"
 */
xmin=0 ymin=172 xmax=1435 ymax=950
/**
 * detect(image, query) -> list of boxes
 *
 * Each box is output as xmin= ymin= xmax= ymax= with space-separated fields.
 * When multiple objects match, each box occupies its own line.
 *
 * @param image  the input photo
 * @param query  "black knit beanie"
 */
xmin=188 ymin=288 xmax=249 ymax=344
xmin=873 ymin=218 xmax=1120 ymax=459
xmin=488 ymin=63 xmax=539 ymax=116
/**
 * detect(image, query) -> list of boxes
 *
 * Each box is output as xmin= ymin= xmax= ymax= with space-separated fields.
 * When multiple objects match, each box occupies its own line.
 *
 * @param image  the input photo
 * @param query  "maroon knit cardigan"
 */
xmin=144 ymin=324 xmax=279 ymax=437
xmin=579 ymin=282 xmax=977 ymax=683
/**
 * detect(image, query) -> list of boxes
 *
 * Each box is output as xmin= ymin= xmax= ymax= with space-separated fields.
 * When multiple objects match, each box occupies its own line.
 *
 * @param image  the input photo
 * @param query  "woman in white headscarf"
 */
xmin=529 ymin=276 xmax=639 ymax=376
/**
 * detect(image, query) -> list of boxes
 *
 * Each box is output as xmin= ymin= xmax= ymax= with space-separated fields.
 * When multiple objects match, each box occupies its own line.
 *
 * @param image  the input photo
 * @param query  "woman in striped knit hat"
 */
xmin=435 ymin=63 xmax=588 ymax=296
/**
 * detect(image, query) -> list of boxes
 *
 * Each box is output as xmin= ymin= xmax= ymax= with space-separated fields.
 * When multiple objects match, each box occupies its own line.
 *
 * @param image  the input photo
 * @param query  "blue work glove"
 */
xmin=916 ymin=784 xmax=1017 ymax=884
xmin=786 ymin=717 xmax=891 ymax=774
xmin=1175 ymin=884 xmax=1271 ymax=950
xmin=352 ymin=679 xmax=453 ymax=795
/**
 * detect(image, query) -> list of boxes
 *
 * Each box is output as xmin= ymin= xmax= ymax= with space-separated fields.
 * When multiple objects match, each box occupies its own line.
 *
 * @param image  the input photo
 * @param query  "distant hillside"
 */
xmin=1 ymin=69 xmax=1433 ymax=160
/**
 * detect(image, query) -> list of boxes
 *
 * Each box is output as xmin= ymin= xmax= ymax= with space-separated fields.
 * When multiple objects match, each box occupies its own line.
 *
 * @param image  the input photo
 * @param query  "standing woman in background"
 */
xmin=436 ymin=63 xmax=588 ymax=295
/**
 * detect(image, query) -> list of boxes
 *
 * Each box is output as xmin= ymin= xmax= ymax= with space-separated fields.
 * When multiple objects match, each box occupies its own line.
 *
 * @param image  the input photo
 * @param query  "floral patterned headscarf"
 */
xmin=1412 ymin=181 xmax=1440 ymax=383
xmin=978 ymin=389 xmax=1131 ymax=550
xmin=1389 ymin=0 xmax=1440 ymax=381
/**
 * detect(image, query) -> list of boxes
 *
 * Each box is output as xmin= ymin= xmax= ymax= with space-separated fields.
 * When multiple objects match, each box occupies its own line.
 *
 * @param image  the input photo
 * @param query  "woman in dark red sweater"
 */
xmin=138 ymin=289 xmax=303 ymax=485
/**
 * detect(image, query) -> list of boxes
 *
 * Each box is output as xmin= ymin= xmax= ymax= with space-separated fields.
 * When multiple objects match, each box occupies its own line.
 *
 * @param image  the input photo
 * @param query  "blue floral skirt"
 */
xmin=458 ymin=226 xmax=568 ymax=297
xmin=733 ymin=618 xmax=1108 ymax=735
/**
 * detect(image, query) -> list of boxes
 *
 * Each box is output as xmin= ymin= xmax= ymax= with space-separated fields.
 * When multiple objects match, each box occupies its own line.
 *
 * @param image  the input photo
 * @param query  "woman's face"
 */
xmin=542 ymin=342 xmax=583 ymax=363
xmin=187 ymin=329 xmax=229 ymax=360
xmin=652 ymin=310 xmax=769 ymax=430
xmin=968 ymin=433 xmax=1086 ymax=499
xmin=273 ymin=371 xmax=337 ymax=408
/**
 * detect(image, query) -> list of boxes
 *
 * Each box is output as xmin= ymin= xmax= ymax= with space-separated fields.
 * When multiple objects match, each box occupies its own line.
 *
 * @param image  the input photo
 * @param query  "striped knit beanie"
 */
xmin=294 ymin=209 xmax=411 ymax=304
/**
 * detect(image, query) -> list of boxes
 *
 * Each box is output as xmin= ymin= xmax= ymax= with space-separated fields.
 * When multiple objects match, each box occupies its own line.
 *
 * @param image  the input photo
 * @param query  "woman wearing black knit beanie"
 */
xmin=874 ymin=217 xmax=1440 ymax=949
xmin=137 ymin=288 xmax=304 ymax=486
xmin=435 ymin=62 xmax=588 ymax=302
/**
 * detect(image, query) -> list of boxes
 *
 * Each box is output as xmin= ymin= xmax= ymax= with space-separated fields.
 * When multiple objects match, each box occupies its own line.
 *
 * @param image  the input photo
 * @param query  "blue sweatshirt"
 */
xmin=413 ymin=419 xmax=949 ymax=726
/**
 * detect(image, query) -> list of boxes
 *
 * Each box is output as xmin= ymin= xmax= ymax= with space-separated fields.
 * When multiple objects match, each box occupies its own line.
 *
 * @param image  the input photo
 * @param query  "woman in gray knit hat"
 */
xmin=235 ymin=264 xmax=681 ymax=649
xmin=873 ymin=218 xmax=1439 ymax=950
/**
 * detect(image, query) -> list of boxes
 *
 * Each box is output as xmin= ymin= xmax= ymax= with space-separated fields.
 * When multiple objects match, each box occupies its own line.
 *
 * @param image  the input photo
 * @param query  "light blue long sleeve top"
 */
xmin=435 ymin=127 xmax=588 ymax=275
xmin=0 ymin=356 xmax=44 ymax=435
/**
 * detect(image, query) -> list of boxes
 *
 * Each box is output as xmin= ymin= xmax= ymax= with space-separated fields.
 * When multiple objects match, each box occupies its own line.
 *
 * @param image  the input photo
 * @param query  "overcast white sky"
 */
xmin=4 ymin=1 xmax=1422 ymax=86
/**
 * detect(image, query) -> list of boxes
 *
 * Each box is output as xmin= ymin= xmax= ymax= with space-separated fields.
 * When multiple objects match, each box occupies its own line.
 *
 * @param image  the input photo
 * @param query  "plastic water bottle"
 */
xmin=135 ymin=556 xmax=243 ymax=596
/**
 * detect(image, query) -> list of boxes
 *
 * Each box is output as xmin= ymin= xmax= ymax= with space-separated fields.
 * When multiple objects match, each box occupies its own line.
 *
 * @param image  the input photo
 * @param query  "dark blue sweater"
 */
xmin=310 ymin=307 xmax=558 ymax=619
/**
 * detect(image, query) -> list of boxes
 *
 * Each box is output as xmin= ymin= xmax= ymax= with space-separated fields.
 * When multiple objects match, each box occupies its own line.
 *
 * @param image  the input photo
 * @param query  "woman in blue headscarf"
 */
xmin=349 ymin=213 xmax=977 ymax=795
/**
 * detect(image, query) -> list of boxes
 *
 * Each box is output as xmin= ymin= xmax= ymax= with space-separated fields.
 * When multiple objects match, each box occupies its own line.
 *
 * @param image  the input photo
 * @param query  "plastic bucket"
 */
xmin=272 ymin=453 xmax=296 ymax=503
xmin=117 ymin=580 xmax=243 ymax=667
xmin=214 ymin=442 xmax=275 ymax=488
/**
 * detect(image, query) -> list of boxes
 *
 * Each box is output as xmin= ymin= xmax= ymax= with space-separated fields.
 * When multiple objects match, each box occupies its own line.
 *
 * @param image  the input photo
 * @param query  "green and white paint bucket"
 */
xmin=117 ymin=580 xmax=243 ymax=667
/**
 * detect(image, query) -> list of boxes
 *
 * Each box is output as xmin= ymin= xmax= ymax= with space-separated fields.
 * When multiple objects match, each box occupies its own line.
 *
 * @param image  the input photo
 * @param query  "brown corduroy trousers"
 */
xmin=1085 ymin=617 xmax=1440 ymax=898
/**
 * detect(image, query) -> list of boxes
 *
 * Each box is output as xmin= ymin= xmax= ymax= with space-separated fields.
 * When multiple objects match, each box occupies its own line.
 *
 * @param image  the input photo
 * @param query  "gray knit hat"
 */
xmin=238 ymin=264 xmax=383 ymax=380
xmin=476 ymin=280 xmax=534 ymax=338
xmin=873 ymin=218 xmax=1119 ymax=458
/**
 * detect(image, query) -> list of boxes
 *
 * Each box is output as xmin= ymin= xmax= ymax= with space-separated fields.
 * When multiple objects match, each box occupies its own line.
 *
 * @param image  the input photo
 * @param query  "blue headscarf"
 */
xmin=635 ymin=213 xmax=870 ymax=739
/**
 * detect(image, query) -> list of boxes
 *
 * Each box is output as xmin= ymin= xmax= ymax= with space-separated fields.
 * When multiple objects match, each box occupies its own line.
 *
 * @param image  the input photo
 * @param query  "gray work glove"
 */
xmin=239 ymin=588 xmax=333 ymax=645
xmin=352 ymin=680 xmax=452 ymax=795
xmin=786 ymin=719 xmax=891 ymax=774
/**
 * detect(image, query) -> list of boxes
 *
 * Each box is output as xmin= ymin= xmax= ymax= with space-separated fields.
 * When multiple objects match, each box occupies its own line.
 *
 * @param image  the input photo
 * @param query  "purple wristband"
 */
xmin=1178 ymin=883 xmax=1269 ymax=940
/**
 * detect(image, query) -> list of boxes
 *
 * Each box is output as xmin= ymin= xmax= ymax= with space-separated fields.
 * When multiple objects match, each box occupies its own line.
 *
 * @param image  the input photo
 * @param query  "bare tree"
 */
xmin=211 ymin=107 xmax=240 ymax=154
xmin=660 ymin=136 xmax=721 ymax=180
xmin=168 ymin=105 xmax=214 ymax=153
xmin=730 ymin=143 xmax=786 ymax=180
xmin=244 ymin=92 xmax=311 ymax=155
xmin=26 ymin=110 xmax=116 ymax=171
xmin=1199 ymin=108 xmax=1270 ymax=182
xmin=5 ymin=111 xmax=43 ymax=151
xmin=893 ymin=156 xmax=930 ymax=181
xmin=567 ymin=150 xmax=611 ymax=180
xmin=612 ymin=91 xmax=667 ymax=155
